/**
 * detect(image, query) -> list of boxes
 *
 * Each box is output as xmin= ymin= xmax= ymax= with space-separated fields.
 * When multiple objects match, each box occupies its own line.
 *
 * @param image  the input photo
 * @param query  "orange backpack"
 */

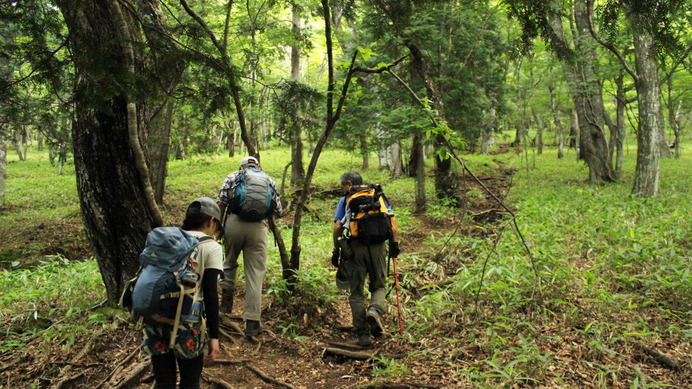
xmin=345 ymin=184 xmax=398 ymax=244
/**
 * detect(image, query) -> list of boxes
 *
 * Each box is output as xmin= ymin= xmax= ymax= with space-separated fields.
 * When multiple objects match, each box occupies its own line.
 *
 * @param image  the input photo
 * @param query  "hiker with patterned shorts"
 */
xmin=217 ymin=156 xmax=283 ymax=337
xmin=141 ymin=197 xmax=224 ymax=389
xmin=332 ymin=171 xmax=400 ymax=347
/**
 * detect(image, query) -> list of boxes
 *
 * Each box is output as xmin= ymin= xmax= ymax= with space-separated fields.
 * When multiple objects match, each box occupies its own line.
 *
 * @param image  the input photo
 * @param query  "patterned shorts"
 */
xmin=142 ymin=320 xmax=206 ymax=360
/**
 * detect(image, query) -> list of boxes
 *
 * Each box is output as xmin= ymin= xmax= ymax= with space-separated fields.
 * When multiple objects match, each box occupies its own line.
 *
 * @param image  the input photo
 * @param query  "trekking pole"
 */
xmin=391 ymin=256 xmax=404 ymax=336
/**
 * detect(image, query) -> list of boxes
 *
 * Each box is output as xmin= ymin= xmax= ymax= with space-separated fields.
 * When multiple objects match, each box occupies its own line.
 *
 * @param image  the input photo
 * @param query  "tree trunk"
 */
xmin=549 ymin=5 xmax=613 ymax=182
xmin=360 ymin=134 xmax=369 ymax=170
xmin=0 ymin=124 xmax=6 ymax=207
xmin=412 ymin=133 xmax=426 ymax=213
xmin=549 ymin=85 xmax=565 ymax=159
xmin=139 ymin=0 xmax=185 ymax=204
xmin=389 ymin=142 xmax=403 ymax=178
xmin=57 ymin=0 xmax=164 ymax=301
xmin=512 ymin=123 xmax=524 ymax=147
xmin=481 ymin=108 xmax=496 ymax=154
xmin=146 ymin=102 xmax=173 ymax=204
xmin=532 ymin=109 xmax=544 ymax=155
xmin=630 ymin=26 xmax=661 ymax=197
xmin=613 ymin=71 xmax=627 ymax=178
xmin=569 ymin=110 xmax=578 ymax=149
xmin=289 ymin=4 xmax=305 ymax=187
xmin=290 ymin=123 xmax=306 ymax=187
xmin=13 ymin=131 xmax=26 ymax=161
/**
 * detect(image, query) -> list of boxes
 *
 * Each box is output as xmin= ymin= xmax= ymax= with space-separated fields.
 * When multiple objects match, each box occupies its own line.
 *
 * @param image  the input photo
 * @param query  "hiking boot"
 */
xmin=356 ymin=333 xmax=372 ymax=347
xmin=366 ymin=307 xmax=384 ymax=338
xmin=220 ymin=289 xmax=234 ymax=314
xmin=245 ymin=320 xmax=262 ymax=337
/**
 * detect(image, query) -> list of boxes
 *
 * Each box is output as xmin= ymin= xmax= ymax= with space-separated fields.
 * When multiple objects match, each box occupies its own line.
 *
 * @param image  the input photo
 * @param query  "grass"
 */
xmin=0 ymin=142 xmax=690 ymax=388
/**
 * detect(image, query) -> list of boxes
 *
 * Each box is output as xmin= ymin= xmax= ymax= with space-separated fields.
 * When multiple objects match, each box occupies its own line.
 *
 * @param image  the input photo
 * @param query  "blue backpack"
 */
xmin=119 ymin=227 xmax=212 ymax=347
xmin=228 ymin=168 xmax=274 ymax=221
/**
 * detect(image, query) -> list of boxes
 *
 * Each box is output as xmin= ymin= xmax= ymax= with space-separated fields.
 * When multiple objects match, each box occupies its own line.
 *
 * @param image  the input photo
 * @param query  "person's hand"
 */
xmin=205 ymin=338 xmax=219 ymax=363
xmin=388 ymin=241 xmax=400 ymax=258
xmin=331 ymin=248 xmax=340 ymax=267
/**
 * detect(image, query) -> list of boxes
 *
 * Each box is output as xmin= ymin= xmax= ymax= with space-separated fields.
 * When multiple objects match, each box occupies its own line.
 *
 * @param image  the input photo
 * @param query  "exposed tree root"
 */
xmin=245 ymin=363 xmax=297 ymax=389
xmin=203 ymin=372 xmax=236 ymax=389
xmin=96 ymin=348 xmax=138 ymax=389
xmin=111 ymin=358 xmax=150 ymax=389
xmin=50 ymin=331 xmax=101 ymax=389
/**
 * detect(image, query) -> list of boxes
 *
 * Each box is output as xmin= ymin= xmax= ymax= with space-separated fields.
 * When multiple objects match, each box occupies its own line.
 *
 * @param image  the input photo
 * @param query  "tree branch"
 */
xmin=659 ymin=44 xmax=692 ymax=86
xmin=586 ymin=0 xmax=638 ymax=83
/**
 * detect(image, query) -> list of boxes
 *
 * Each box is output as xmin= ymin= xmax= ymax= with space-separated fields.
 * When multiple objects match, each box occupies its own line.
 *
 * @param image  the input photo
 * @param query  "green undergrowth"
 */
xmin=0 ymin=256 xmax=107 ymax=355
xmin=391 ymin=147 xmax=691 ymax=387
xmin=1 ymin=144 xmax=690 ymax=387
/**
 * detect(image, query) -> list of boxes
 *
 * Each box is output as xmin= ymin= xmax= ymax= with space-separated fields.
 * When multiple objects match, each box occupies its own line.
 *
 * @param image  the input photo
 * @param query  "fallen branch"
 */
xmin=324 ymin=340 xmax=367 ymax=351
xmin=112 ymin=358 xmax=150 ymax=389
xmin=51 ymin=371 xmax=84 ymax=389
xmin=96 ymin=348 xmax=138 ymax=389
xmin=245 ymin=363 xmax=297 ymax=389
xmin=324 ymin=347 xmax=376 ymax=360
xmin=634 ymin=343 xmax=681 ymax=371
xmin=203 ymin=372 xmax=236 ymax=389
xmin=210 ymin=358 xmax=249 ymax=365
xmin=364 ymin=383 xmax=440 ymax=389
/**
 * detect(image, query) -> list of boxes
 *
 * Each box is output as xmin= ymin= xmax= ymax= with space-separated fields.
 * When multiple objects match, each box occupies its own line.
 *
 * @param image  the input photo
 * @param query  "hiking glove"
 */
xmin=389 ymin=241 xmax=400 ymax=258
xmin=331 ymin=247 xmax=340 ymax=267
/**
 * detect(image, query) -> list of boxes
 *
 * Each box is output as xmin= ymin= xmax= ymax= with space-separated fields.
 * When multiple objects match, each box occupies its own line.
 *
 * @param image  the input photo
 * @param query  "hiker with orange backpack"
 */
xmin=332 ymin=171 xmax=401 ymax=347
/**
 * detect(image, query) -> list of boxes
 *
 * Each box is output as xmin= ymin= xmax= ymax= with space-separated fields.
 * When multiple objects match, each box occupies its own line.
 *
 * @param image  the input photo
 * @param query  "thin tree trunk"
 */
xmin=613 ymin=71 xmax=627 ymax=178
xmin=290 ymin=5 xmax=306 ymax=187
xmin=389 ymin=142 xmax=403 ymax=178
xmin=360 ymin=134 xmax=369 ymax=170
xmin=532 ymin=109 xmax=544 ymax=155
xmin=13 ymin=131 xmax=26 ymax=161
xmin=0 ymin=124 xmax=6 ymax=207
xmin=481 ymin=108 xmax=496 ymax=155
xmin=549 ymin=85 xmax=565 ymax=159
xmin=412 ymin=133 xmax=426 ymax=213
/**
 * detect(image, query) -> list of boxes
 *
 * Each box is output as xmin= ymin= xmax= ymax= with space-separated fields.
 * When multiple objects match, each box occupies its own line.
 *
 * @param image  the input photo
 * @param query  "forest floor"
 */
xmin=1 ymin=151 xmax=690 ymax=389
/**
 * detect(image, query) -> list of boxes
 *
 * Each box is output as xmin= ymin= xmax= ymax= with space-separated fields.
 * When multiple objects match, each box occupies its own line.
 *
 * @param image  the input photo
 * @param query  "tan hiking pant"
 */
xmin=219 ymin=214 xmax=268 ymax=321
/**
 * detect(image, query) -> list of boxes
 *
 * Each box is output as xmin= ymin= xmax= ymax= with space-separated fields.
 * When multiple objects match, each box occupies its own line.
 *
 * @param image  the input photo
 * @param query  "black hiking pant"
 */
xmin=151 ymin=352 xmax=204 ymax=389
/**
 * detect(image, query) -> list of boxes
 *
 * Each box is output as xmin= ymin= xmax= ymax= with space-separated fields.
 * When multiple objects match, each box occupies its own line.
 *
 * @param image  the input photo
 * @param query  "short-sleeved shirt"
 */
xmin=188 ymin=230 xmax=223 ymax=304
xmin=218 ymin=168 xmax=283 ymax=218
xmin=334 ymin=197 xmax=346 ymax=222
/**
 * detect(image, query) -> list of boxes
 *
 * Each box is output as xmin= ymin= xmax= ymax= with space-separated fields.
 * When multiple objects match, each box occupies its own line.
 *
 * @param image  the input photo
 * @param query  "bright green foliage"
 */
xmin=1 ymin=143 xmax=691 ymax=386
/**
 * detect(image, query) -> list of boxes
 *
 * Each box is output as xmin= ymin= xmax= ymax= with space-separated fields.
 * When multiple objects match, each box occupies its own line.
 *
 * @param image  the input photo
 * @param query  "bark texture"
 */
xmin=548 ymin=4 xmax=614 ymax=183
xmin=57 ymin=0 xmax=162 ymax=301
xmin=0 ymin=124 xmax=6 ymax=207
xmin=630 ymin=27 xmax=661 ymax=197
